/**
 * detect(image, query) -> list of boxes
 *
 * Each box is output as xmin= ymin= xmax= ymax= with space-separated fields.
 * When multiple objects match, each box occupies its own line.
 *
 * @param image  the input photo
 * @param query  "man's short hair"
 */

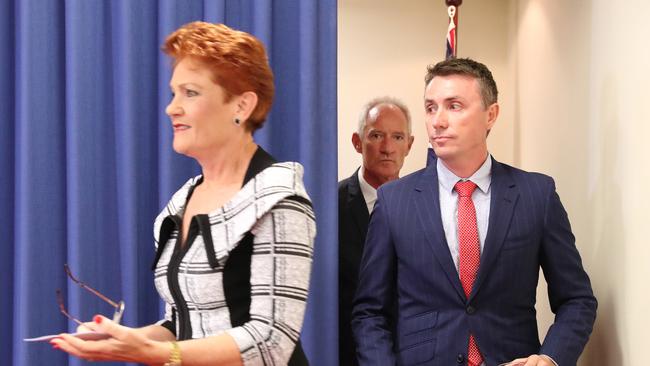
xmin=357 ymin=96 xmax=412 ymax=137
xmin=424 ymin=58 xmax=498 ymax=108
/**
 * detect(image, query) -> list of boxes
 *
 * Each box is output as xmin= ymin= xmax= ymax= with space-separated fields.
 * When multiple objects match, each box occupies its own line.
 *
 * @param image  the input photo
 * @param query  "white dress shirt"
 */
xmin=437 ymin=155 xmax=492 ymax=273
xmin=358 ymin=166 xmax=377 ymax=214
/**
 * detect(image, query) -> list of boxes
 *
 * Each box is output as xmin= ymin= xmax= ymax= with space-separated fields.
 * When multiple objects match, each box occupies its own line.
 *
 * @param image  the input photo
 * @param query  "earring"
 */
xmin=234 ymin=117 xmax=241 ymax=125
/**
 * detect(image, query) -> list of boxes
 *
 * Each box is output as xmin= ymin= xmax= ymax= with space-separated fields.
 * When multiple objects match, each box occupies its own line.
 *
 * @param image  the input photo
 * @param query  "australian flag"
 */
xmin=429 ymin=5 xmax=459 ymax=166
xmin=445 ymin=6 xmax=457 ymax=59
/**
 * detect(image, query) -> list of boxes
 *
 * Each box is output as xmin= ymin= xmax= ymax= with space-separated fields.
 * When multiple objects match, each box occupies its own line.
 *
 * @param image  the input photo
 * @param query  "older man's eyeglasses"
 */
xmin=56 ymin=264 xmax=125 ymax=326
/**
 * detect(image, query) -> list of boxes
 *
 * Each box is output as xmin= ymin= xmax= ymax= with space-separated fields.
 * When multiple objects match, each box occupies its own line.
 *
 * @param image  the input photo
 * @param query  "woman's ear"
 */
xmin=234 ymin=91 xmax=259 ymax=124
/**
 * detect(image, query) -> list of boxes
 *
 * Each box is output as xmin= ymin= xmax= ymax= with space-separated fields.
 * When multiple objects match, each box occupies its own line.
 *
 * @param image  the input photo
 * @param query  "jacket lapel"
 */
xmin=414 ymin=164 xmax=466 ymax=301
xmin=470 ymin=158 xmax=519 ymax=300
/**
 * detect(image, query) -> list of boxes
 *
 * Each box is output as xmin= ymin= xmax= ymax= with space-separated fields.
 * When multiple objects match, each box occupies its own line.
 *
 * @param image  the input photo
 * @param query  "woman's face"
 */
xmin=166 ymin=57 xmax=239 ymax=158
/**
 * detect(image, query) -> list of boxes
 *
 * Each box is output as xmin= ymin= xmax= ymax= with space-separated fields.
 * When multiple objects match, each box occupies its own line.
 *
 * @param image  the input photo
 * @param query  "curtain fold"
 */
xmin=0 ymin=1 xmax=337 ymax=365
xmin=0 ymin=0 xmax=16 ymax=362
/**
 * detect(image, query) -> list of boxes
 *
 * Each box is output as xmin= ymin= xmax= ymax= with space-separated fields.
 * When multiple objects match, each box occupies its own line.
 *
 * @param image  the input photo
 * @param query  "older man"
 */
xmin=339 ymin=97 xmax=414 ymax=366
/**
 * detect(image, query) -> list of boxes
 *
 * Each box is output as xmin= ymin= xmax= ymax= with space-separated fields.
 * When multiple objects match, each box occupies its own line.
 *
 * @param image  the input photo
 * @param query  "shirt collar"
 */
xmin=357 ymin=166 xmax=377 ymax=204
xmin=436 ymin=154 xmax=492 ymax=194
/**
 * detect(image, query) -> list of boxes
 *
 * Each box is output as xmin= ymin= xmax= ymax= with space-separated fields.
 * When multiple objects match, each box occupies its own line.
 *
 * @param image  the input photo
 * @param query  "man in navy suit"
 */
xmin=339 ymin=97 xmax=414 ymax=366
xmin=352 ymin=58 xmax=596 ymax=366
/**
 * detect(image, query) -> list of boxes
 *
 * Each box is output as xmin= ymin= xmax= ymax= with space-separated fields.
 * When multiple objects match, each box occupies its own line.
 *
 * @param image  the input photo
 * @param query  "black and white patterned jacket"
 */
xmin=152 ymin=148 xmax=315 ymax=366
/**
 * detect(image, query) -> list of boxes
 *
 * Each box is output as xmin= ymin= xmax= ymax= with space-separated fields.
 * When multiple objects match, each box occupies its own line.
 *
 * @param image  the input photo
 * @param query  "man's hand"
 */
xmin=501 ymin=354 xmax=556 ymax=366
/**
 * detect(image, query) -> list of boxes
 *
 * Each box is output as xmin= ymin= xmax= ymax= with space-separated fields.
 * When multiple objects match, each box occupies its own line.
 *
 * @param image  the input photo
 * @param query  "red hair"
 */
xmin=163 ymin=21 xmax=274 ymax=131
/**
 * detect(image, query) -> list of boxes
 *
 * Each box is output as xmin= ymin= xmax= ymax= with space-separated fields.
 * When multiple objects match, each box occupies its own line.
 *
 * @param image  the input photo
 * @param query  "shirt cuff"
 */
xmin=540 ymin=354 xmax=559 ymax=366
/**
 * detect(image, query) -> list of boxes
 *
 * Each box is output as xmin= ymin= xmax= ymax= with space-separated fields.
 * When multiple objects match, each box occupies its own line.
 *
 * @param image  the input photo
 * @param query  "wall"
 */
xmin=515 ymin=1 xmax=650 ymax=365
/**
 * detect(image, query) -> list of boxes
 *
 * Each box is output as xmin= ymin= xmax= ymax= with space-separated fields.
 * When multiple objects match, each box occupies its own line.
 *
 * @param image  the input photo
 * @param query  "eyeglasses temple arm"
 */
xmin=64 ymin=264 xmax=121 ymax=309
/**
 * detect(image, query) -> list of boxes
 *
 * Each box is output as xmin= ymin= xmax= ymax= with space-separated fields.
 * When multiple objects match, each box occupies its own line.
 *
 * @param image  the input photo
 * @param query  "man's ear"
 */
xmin=405 ymin=135 xmax=415 ymax=155
xmin=352 ymin=133 xmax=363 ymax=153
xmin=486 ymin=102 xmax=499 ymax=132
xmin=234 ymin=91 xmax=259 ymax=124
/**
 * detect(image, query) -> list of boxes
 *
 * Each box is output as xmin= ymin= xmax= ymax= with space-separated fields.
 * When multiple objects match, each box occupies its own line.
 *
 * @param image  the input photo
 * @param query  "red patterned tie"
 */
xmin=455 ymin=180 xmax=483 ymax=366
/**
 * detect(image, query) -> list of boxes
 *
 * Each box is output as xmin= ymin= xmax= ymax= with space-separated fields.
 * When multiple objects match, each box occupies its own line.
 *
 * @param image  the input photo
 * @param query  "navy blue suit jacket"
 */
xmin=352 ymin=158 xmax=596 ymax=366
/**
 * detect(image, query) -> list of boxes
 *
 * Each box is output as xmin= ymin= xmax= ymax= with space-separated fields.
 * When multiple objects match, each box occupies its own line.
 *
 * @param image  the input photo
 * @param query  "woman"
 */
xmin=52 ymin=21 xmax=315 ymax=366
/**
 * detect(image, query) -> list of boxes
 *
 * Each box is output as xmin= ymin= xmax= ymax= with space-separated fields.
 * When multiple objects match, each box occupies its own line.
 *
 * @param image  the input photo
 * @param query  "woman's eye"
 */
xmin=186 ymin=90 xmax=199 ymax=97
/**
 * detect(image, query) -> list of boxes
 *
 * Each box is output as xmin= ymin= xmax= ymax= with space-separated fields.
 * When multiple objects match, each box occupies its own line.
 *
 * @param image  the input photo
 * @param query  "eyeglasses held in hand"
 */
xmin=56 ymin=264 xmax=125 ymax=326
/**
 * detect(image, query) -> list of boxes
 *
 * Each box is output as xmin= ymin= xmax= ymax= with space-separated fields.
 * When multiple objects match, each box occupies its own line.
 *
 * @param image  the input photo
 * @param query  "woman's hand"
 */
xmin=75 ymin=320 xmax=98 ymax=333
xmin=50 ymin=315 xmax=170 ymax=365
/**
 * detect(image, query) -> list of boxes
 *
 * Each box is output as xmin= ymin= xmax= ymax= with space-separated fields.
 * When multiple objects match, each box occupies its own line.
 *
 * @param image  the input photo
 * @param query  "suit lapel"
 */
xmin=347 ymin=170 xmax=370 ymax=237
xmin=414 ymin=164 xmax=466 ymax=301
xmin=470 ymin=158 xmax=519 ymax=300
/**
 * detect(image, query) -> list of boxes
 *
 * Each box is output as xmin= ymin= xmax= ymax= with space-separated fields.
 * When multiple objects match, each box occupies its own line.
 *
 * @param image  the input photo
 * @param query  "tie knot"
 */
xmin=454 ymin=180 xmax=477 ymax=197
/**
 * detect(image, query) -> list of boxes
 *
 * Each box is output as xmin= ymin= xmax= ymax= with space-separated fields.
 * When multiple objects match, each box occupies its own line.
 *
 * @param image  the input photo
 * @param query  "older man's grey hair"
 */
xmin=357 ymin=96 xmax=412 ymax=138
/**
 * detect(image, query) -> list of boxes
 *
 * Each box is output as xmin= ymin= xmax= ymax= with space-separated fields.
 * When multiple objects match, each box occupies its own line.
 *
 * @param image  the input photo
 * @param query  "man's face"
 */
xmin=424 ymin=74 xmax=498 ymax=166
xmin=353 ymin=103 xmax=414 ymax=187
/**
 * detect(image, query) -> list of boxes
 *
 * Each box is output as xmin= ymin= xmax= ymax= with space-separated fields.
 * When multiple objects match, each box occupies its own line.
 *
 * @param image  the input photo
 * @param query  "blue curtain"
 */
xmin=0 ymin=1 xmax=337 ymax=365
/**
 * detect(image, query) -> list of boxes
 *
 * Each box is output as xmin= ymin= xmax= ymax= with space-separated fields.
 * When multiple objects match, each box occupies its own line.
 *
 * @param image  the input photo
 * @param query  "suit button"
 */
xmin=466 ymin=305 xmax=476 ymax=314
xmin=457 ymin=353 xmax=465 ymax=363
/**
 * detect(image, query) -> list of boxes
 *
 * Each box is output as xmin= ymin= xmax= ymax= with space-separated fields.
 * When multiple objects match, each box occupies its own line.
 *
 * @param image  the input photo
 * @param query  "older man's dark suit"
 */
xmin=352 ymin=157 xmax=597 ymax=366
xmin=339 ymin=169 xmax=369 ymax=366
